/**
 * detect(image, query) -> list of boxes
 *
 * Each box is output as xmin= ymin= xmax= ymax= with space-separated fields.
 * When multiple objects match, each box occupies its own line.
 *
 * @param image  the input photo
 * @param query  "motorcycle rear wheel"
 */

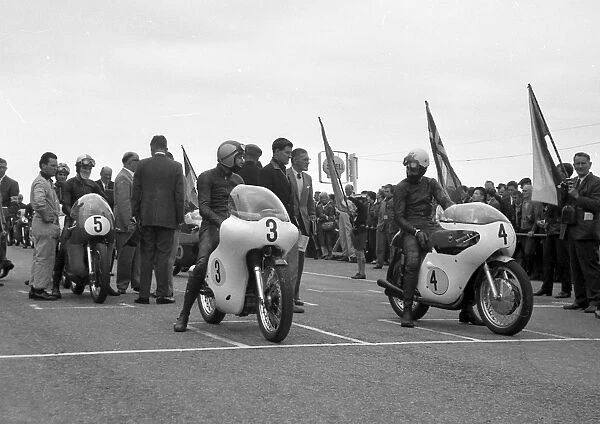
xmin=476 ymin=261 xmax=533 ymax=335
xmin=89 ymin=244 xmax=109 ymax=304
xmin=388 ymin=296 xmax=429 ymax=321
xmin=257 ymin=261 xmax=293 ymax=343
xmin=198 ymin=293 xmax=226 ymax=324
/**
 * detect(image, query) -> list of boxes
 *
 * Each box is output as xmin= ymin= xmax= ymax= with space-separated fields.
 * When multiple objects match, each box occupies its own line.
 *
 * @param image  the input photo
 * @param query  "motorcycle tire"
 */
xmin=89 ymin=243 xmax=109 ymax=304
xmin=476 ymin=260 xmax=533 ymax=336
xmin=256 ymin=260 xmax=293 ymax=343
xmin=198 ymin=293 xmax=226 ymax=324
xmin=388 ymin=296 xmax=429 ymax=321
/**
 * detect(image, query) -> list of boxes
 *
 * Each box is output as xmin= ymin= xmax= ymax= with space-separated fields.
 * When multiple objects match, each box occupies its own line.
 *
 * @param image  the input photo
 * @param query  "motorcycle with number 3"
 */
xmin=197 ymin=185 xmax=298 ymax=342
xmin=64 ymin=193 xmax=115 ymax=303
xmin=378 ymin=202 xmax=533 ymax=335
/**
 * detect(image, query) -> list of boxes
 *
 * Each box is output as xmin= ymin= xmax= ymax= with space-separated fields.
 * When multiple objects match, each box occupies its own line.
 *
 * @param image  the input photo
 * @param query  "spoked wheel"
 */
xmin=388 ymin=296 xmax=429 ymax=321
xmin=198 ymin=293 xmax=226 ymax=324
xmin=257 ymin=261 xmax=293 ymax=342
xmin=89 ymin=243 xmax=109 ymax=304
xmin=476 ymin=261 xmax=533 ymax=335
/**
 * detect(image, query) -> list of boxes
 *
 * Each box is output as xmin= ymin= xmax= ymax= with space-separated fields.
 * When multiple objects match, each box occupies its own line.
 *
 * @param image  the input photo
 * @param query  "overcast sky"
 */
xmin=2 ymin=0 xmax=599 ymax=201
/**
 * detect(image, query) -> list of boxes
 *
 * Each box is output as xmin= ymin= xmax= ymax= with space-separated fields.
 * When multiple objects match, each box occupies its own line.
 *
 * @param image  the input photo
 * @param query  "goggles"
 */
xmin=79 ymin=158 xmax=96 ymax=167
xmin=57 ymin=163 xmax=70 ymax=174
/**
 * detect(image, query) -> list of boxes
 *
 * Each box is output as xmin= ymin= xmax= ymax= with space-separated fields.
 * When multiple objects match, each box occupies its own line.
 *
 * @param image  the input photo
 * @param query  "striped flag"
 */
xmin=181 ymin=145 xmax=199 ymax=210
xmin=528 ymin=85 xmax=562 ymax=205
xmin=426 ymin=101 xmax=462 ymax=193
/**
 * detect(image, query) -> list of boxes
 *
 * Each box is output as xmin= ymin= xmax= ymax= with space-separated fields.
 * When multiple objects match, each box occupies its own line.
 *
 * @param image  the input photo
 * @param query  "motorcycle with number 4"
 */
xmin=197 ymin=185 xmax=299 ymax=343
xmin=377 ymin=202 xmax=533 ymax=335
xmin=63 ymin=193 xmax=115 ymax=303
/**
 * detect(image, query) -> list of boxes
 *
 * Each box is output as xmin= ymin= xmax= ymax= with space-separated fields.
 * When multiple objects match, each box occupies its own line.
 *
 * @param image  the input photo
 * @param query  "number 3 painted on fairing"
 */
xmin=266 ymin=219 xmax=278 ymax=242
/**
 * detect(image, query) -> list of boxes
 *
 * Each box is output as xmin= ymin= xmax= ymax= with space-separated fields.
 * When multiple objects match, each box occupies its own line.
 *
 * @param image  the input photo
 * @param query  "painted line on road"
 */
xmin=302 ymin=301 xmax=319 ymax=306
xmin=368 ymin=289 xmax=383 ymax=294
xmin=292 ymin=323 xmax=371 ymax=344
xmin=17 ymin=290 xmax=30 ymax=294
xmin=379 ymin=319 xmax=481 ymax=341
xmin=28 ymin=303 xmax=135 ymax=310
xmin=521 ymin=329 xmax=569 ymax=339
xmin=533 ymin=305 xmax=570 ymax=308
xmin=305 ymin=272 xmax=378 ymax=283
xmin=186 ymin=325 xmax=250 ymax=348
xmin=2 ymin=337 xmax=599 ymax=360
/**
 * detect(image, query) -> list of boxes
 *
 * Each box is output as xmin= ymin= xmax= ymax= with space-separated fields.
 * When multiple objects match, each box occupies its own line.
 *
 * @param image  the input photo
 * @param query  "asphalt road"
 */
xmin=1 ymin=245 xmax=599 ymax=423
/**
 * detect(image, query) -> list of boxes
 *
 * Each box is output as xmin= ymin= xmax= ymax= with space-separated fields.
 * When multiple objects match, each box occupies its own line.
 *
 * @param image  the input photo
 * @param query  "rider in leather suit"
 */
xmin=174 ymin=141 xmax=246 ymax=332
xmin=393 ymin=148 xmax=454 ymax=327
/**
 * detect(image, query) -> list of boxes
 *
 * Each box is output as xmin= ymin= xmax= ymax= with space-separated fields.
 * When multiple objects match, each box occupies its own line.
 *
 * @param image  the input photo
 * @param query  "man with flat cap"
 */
xmin=132 ymin=135 xmax=184 ymax=305
xmin=238 ymin=144 xmax=263 ymax=186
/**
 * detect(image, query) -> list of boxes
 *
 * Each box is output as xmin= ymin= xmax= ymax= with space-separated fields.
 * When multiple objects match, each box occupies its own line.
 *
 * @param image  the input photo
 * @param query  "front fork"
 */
xmin=249 ymin=251 xmax=266 ymax=307
xmin=482 ymin=262 xmax=501 ymax=300
xmin=85 ymin=244 xmax=94 ymax=282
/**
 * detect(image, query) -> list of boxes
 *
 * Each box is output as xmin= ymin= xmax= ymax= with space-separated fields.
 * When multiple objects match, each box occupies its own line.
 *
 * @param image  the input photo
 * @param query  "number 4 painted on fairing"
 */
xmin=498 ymin=223 xmax=508 ymax=245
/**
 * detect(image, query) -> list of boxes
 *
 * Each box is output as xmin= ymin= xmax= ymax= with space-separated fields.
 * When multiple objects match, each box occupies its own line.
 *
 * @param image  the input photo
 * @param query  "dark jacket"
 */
xmin=565 ymin=172 xmax=600 ymax=240
xmin=132 ymin=153 xmax=185 ymax=229
xmin=62 ymin=175 xmax=107 ymax=215
xmin=95 ymin=179 xmax=115 ymax=209
xmin=197 ymin=164 xmax=243 ymax=228
xmin=238 ymin=161 xmax=261 ymax=186
xmin=258 ymin=159 xmax=294 ymax=218
xmin=0 ymin=175 xmax=19 ymax=207
xmin=394 ymin=176 xmax=453 ymax=233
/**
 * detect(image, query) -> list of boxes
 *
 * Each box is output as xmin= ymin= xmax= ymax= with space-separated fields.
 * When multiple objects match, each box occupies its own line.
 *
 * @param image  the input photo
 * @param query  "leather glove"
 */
xmin=416 ymin=230 xmax=429 ymax=249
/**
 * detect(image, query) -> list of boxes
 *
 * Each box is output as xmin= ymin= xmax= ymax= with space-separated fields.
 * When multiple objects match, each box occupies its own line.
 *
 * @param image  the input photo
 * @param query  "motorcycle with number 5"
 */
xmin=197 ymin=185 xmax=298 ymax=342
xmin=64 ymin=193 xmax=115 ymax=303
xmin=377 ymin=202 xmax=533 ymax=335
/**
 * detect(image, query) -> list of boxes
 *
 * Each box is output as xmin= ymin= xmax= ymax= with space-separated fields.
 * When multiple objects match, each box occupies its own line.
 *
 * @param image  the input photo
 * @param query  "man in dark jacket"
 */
xmin=95 ymin=166 xmax=114 ymax=209
xmin=258 ymin=138 xmax=294 ymax=218
xmin=0 ymin=158 xmax=19 ymax=208
xmin=562 ymin=152 xmax=600 ymax=315
xmin=174 ymin=140 xmax=245 ymax=332
xmin=238 ymin=144 xmax=262 ymax=186
xmin=132 ymin=135 xmax=185 ymax=305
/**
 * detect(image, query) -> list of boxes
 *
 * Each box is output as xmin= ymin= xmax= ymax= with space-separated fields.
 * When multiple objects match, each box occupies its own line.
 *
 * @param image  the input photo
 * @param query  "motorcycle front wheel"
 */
xmin=198 ymin=293 xmax=226 ymax=324
xmin=476 ymin=261 xmax=533 ymax=336
xmin=257 ymin=260 xmax=293 ymax=343
xmin=388 ymin=296 xmax=430 ymax=321
xmin=89 ymin=243 xmax=109 ymax=304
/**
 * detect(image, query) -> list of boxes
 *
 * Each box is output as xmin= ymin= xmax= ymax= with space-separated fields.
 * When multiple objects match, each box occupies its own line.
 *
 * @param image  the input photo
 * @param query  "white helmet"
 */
xmin=217 ymin=140 xmax=246 ymax=169
xmin=403 ymin=148 xmax=430 ymax=168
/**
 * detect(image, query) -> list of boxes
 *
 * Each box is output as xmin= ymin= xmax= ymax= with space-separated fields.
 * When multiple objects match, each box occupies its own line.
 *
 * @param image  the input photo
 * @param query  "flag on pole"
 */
xmin=425 ymin=101 xmax=462 ymax=193
xmin=181 ymin=145 xmax=199 ymax=210
xmin=318 ymin=117 xmax=347 ymax=211
xmin=528 ymin=85 xmax=562 ymax=205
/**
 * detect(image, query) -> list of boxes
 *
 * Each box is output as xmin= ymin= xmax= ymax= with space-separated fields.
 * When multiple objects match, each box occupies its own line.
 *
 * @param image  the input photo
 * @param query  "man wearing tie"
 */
xmin=562 ymin=152 xmax=600 ymax=316
xmin=96 ymin=166 xmax=114 ymax=209
xmin=287 ymin=148 xmax=315 ymax=312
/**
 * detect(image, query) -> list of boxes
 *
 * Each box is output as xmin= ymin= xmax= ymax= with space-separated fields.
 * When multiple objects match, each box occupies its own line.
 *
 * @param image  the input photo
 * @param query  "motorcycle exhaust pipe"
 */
xmin=376 ymin=279 xmax=404 ymax=298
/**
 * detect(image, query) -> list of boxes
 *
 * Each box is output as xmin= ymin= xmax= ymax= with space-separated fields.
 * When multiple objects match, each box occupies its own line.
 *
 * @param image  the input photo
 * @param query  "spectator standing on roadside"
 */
xmin=238 ymin=144 xmax=263 ymax=186
xmin=29 ymin=152 xmax=61 ymax=300
xmin=114 ymin=152 xmax=140 ymax=294
xmin=365 ymin=191 xmax=378 ymax=263
xmin=562 ymin=152 xmax=600 ymax=315
xmin=349 ymin=193 xmax=368 ymax=279
xmin=336 ymin=184 xmax=356 ymax=262
xmin=374 ymin=188 xmax=388 ymax=269
xmin=96 ymin=166 xmax=114 ymax=209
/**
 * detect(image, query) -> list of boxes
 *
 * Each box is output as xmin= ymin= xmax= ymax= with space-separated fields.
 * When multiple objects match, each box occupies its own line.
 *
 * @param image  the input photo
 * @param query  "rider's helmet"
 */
xmin=57 ymin=163 xmax=70 ymax=176
xmin=75 ymin=154 xmax=96 ymax=173
xmin=403 ymin=148 xmax=429 ymax=180
xmin=217 ymin=140 xmax=246 ymax=172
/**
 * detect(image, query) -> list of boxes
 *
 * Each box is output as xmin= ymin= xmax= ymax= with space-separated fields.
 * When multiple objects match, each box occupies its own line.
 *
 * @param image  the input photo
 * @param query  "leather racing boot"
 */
xmin=174 ymin=281 xmax=201 ymax=332
xmin=401 ymin=301 xmax=414 ymax=328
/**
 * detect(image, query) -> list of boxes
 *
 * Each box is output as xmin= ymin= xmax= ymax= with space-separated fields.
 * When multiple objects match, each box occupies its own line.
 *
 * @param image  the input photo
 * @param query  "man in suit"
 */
xmin=114 ymin=152 xmax=140 ymax=294
xmin=562 ymin=152 xmax=600 ymax=315
xmin=132 ymin=135 xmax=184 ymax=305
xmin=287 ymin=148 xmax=315 ymax=311
xmin=238 ymin=143 xmax=263 ymax=186
xmin=95 ymin=166 xmax=114 ymax=209
xmin=258 ymin=138 xmax=304 ymax=313
xmin=0 ymin=158 xmax=19 ymax=208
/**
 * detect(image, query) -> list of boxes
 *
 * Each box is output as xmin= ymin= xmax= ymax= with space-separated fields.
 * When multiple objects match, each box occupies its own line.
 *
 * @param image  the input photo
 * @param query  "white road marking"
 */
xmin=292 ymin=323 xmax=370 ymax=344
xmin=306 ymin=288 xmax=323 ymax=293
xmin=305 ymin=272 xmax=378 ymax=283
xmin=17 ymin=290 xmax=30 ymax=294
xmin=302 ymin=301 xmax=319 ymax=306
xmin=28 ymin=303 xmax=135 ymax=310
xmin=186 ymin=325 xmax=250 ymax=348
xmin=368 ymin=289 xmax=383 ymax=294
xmin=521 ymin=329 xmax=569 ymax=339
xmin=533 ymin=305 xmax=570 ymax=308
xmin=1 ymin=338 xmax=598 ymax=360
xmin=379 ymin=319 xmax=481 ymax=341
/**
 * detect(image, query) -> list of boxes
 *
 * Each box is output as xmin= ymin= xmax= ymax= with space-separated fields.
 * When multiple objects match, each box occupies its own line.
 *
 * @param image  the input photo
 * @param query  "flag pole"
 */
xmin=181 ymin=145 xmax=198 ymax=177
xmin=318 ymin=117 xmax=350 ymax=212
xmin=528 ymin=84 xmax=566 ymax=175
